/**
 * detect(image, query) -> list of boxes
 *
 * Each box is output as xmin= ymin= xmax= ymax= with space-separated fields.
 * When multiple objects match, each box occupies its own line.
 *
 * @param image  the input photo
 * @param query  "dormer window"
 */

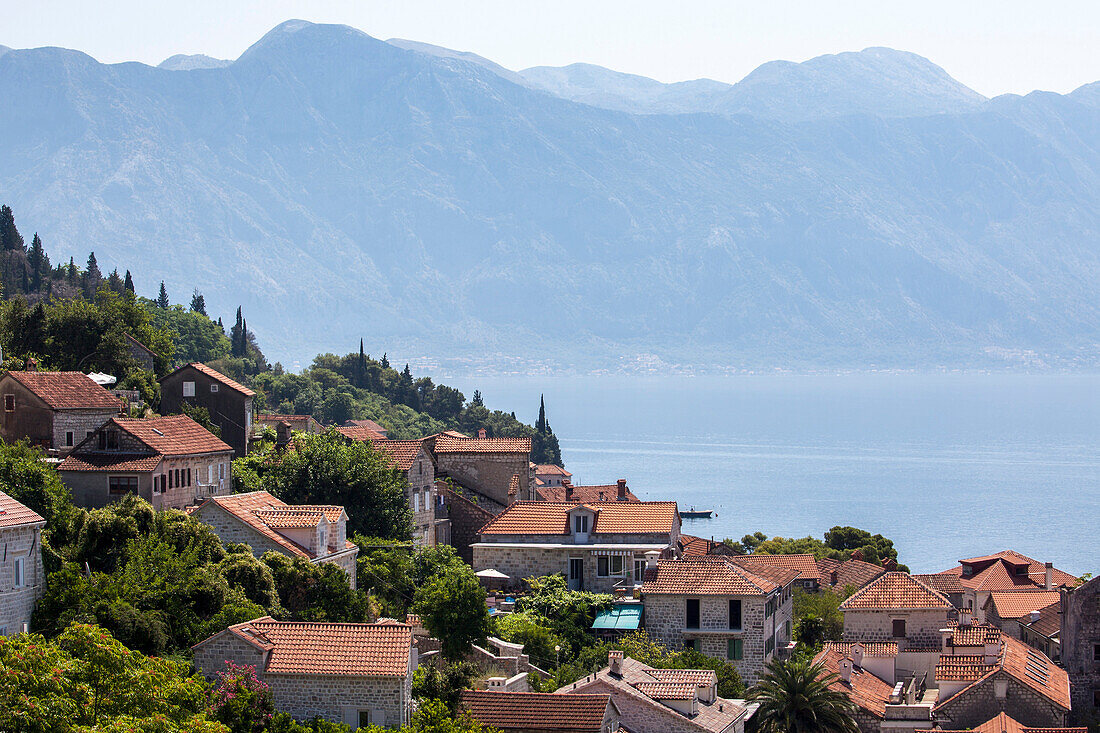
xmin=574 ymin=515 xmax=589 ymax=534
xmin=1015 ymin=566 xmax=1028 ymax=576
xmin=98 ymin=430 xmax=119 ymax=450
xmin=962 ymin=565 xmax=973 ymax=576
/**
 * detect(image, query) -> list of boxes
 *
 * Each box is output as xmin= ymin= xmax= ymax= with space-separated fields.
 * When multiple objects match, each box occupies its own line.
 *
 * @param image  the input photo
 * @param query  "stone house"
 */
xmin=556 ymin=651 xmax=747 ymax=733
xmin=641 ymin=556 xmax=797 ymax=684
xmin=931 ymin=551 xmax=1076 ymax=621
xmin=840 ymin=572 xmax=954 ymax=650
xmin=537 ymin=479 xmax=639 ymax=503
xmin=188 ymin=491 xmax=358 ymax=588
xmin=160 ymin=362 xmax=254 ymax=458
xmin=256 ymin=414 xmax=323 ymax=435
xmin=336 ymin=431 xmax=448 ymax=547
xmin=533 ymin=464 xmax=572 ymax=489
xmin=0 ymin=370 xmax=122 ymax=454
xmin=918 ymin=712 xmax=1085 ymax=733
xmin=460 ymin=690 xmax=621 ymax=733
xmin=57 ymin=414 xmax=233 ymax=511
xmin=812 ymin=643 xmax=904 ymax=733
xmin=982 ymin=590 xmax=1061 ymax=641
xmin=1016 ymin=602 xmax=1060 ymax=662
xmin=472 ymin=501 xmax=680 ymax=594
xmin=192 ymin=616 xmax=416 ymax=729
xmin=427 ymin=431 xmax=533 ymax=505
xmin=439 ymin=483 xmax=494 ymax=565
xmin=1061 ymin=574 xmax=1100 ymax=725
xmin=125 ymin=333 xmax=158 ymax=372
xmin=0 ymin=490 xmax=46 ymax=636
xmin=343 ymin=419 xmax=388 ymax=438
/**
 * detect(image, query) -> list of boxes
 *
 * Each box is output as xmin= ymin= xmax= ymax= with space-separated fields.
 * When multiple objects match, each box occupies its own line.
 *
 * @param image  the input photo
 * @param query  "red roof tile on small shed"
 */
xmin=460 ymin=691 xmax=612 ymax=732
xmin=3 ymin=371 xmax=122 ymax=410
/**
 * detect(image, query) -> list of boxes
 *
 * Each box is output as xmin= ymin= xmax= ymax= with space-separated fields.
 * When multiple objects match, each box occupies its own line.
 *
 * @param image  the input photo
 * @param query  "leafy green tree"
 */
xmin=263 ymin=552 xmax=370 ymax=622
xmin=513 ymin=575 xmax=613 ymax=656
xmin=793 ymin=589 xmax=844 ymax=649
xmin=412 ymin=663 xmax=478 ymax=711
xmin=0 ymin=440 xmax=83 ymax=554
xmin=747 ymin=657 xmax=859 ymax=733
xmin=413 ymin=564 xmax=490 ymax=660
xmin=494 ymin=612 xmax=565 ymax=671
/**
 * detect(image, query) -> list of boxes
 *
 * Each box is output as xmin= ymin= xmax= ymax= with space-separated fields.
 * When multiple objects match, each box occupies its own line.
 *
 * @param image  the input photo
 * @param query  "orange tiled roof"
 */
xmin=335 ymin=425 xmax=387 ymax=442
xmin=508 ymin=473 xmax=522 ymax=496
xmin=987 ymin=590 xmax=1062 ymax=620
xmin=3 ymin=371 xmax=122 ymax=410
xmin=177 ymin=362 xmax=255 ymax=396
xmin=632 ymin=682 xmax=697 ymax=700
xmin=913 ymin=572 xmax=967 ymax=595
xmin=840 ymin=572 xmax=952 ymax=611
xmin=535 ymin=464 xmax=572 ymax=476
xmin=365 ymin=438 xmax=426 ymax=471
xmin=940 ymin=551 xmax=1077 ymax=592
xmin=733 ymin=553 xmax=821 ymax=583
xmin=0 ymin=489 xmax=46 ymax=528
xmin=947 ymin=622 xmax=1001 ymax=648
xmin=813 ymin=645 xmax=893 ymax=719
xmin=256 ymin=414 xmax=316 ymax=425
xmin=478 ymin=501 xmax=678 ymax=537
xmin=827 ymin=558 xmax=887 ymax=591
xmin=822 ymin=641 xmax=899 ymax=658
xmin=1020 ymin=600 xmax=1061 ymax=638
xmin=196 ymin=491 xmax=350 ymax=559
xmin=935 ymin=635 xmax=1070 ymax=712
xmin=538 ymin=484 xmax=640 ymax=503
xmin=433 ymin=434 xmax=532 ymax=454
xmin=57 ymin=453 xmax=164 ymax=472
xmin=680 ymin=534 xmax=719 ymax=557
xmin=344 ymin=418 xmax=388 ymax=434
xmin=642 ymin=557 xmax=791 ymax=596
xmin=460 ymin=691 xmax=612 ymax=732
xmin=920 ymin=712 xmax=1087 ymax=733
xmin=114 ymin=415 xmax=232 ymax=455
xmin=936 ymin=655 xmax=995 ymax=681
xmin=205 ymin=616 xmax=411 ymax=677
xmin=647 ymin=669 xmax=717 ymax=686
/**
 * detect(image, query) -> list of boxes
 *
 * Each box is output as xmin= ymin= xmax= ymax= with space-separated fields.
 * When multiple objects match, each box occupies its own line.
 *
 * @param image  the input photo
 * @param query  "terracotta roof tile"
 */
xmin=812 ymin=646 xmax=894 ymax=719
xmin=538 ymin=484 xmax=640 ymax=502
xmin=204 ymin=616 xmax=411 ymax=677
xmin=987 ymin=590 xmax=1062 ymax=620
xmin=344 ymin=419 xmax=388 ymax=434
xmin=913 ymin=572 xmax=967 ymax=595
xmin=478 ymin=501 xmax=677 ymax=536
xmin=679 ymin=534 xmax=720 ymax=557
xmin=177 ymin=362 xmax=255 ymax=396
xmin=254 ymin=508 xmax=326 ymax=528
xmin=335 ymin=425 xmax=387 ymax=442
xmin=508 ymin=473 xmax=522 ymax=496
xmin=114 ymin=415 xmax=232 ymax=455
xmin=642 ymin=557 xmax=788 ymax=596
xmin=822 ymin=641 xmax=899 ymax=658
xmin=920 ymin=712 xmax=1086 ymax=733
xmin=3 ymin=371 xmax=122 ymax=410
xmin=57 ymin=453 xmax=164 ymax=472
xmin=646 ymin=669 xmax=717 ymax=686
xmin=256 ymin=414 xmax=316 ymax=425
xmin=732 ymin=553 xmax=821 ymax=583
xmin=840 ymin=572 xmax=952 ymax=611
xmin=632 ymin=682 xmax=697 ymax=700
xmin=460 ymin=691 xmax=611 ymax=732
xmin=828 ymin=559 xmax=887 ymax=591
xmin=941 ymin=551 xmax=1077 ymax=592
xmin=433 ymin=434 xmax=532 ymax=454
xmin=936 ymin=655 xmax=995 ymax=681
xmin=0 ymin=489 xmax=46 ymax=528
xmin=195 ymin=491 xmax=349 ymax=559
xmin=999 ymin=636 xmax=1070 ymax=709
xmin=947 ymin=622 xmax=1001 ymax=648
xmin=361 ymin=438 xmax=426 ymax=471
xmin=534 ymin=465 xmax=571 ymax=476
xmin=1020 ymin=601 xmax=1061 ymax=638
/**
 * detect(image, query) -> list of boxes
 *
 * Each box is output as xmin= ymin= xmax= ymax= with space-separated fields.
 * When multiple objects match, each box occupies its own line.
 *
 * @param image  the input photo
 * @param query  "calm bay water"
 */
xmin=443 ymin=373 xmax=1100 ymax=576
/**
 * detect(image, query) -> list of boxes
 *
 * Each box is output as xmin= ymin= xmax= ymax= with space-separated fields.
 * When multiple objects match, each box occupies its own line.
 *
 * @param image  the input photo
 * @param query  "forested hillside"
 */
xmin=0 ymin=204 xmax=562 ymax=462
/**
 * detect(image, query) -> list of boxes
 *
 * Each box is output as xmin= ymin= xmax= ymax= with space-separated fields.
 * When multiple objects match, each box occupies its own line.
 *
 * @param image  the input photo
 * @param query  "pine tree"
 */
xmin=123 ymin=270 xmax=135 ymax=292
xmin=0 ymin=205 xmax=24 ymax=252
xmin=106 ymin=268 xmax=124 ymax=292
xmin=156 ymin=281 xmax=170 ymax=309
xmin=67 ymin=257 xmax=78 ymax=285
xmin=380 ymin=352 xmax=390 ymax=370
xmin=27 ymin=234 xmax=46 ymax=291
xmin=471 ymin=390 xmax=484 ymax=407
xmin=82 ymin=252 xmax=102 ymax=297
xmin=190 ymin=291 xmax=207 ymax=316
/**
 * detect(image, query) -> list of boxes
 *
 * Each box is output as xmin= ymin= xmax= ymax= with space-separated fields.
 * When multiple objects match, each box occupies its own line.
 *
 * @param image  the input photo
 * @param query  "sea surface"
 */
xmin=443 ymin=373 xmax=1100 ymax=576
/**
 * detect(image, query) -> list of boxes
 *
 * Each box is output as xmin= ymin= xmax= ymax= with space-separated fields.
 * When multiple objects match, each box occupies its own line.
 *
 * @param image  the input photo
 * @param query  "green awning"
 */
xmin=591 ymin=604 xmax=642 ymax=631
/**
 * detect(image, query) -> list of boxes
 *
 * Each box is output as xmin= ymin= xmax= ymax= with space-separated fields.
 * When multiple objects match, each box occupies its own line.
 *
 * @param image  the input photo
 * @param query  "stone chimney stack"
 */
xmin=617 ymin=479 xmax=628 ymax=501
xmin=959 ymin=608 xmax=972 ymax=627
xmin=276 ymin=421 xmax=291 ymax=449
xmin=608 ymin=649 xmax=623 ymax=676
xmin=1029 ymin=610 xmax=1041 ymax=623
xmin=645 ymin=550 xmax=660 ymax=569
xmin=839 ymin=658 xmax=852 ymax=683
xmin=565 ymin=484 xmax=574 ymax=500
xmin=852 ymin=643 xmax=865 ymax=668
xmin=1045 ymin=562 xmax=1053 ymax=590
xmin=478 ymin=428 xmax=487 ymax=439
xmin=24 ymin=357 xmax=37 ymax=371
xmin=882 ymin=557 xmax=897 ymax=571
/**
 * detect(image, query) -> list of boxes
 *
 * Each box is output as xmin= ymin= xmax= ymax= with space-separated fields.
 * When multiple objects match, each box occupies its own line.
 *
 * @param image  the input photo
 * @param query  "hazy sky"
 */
xmin=5 ymin=1 xmax=1099 ymax=97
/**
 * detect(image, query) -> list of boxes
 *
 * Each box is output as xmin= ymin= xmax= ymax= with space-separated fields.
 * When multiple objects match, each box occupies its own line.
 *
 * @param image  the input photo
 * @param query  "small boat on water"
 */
xmin=679 ymin=507 xmax=713 ymax=519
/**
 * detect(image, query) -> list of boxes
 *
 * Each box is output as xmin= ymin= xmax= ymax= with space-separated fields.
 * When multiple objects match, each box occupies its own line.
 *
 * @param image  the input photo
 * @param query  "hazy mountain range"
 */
xmin=2 ymin=20 xmax=1099 ymax=370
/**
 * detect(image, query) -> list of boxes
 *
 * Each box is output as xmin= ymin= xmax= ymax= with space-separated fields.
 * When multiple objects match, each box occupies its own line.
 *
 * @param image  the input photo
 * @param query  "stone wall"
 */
xmin=156 ymin=451 xmax=233 ymax=509
xmin=53 ymin=409 xmax=119 ymax=454
xmin=935 ymin=671 xmax=1067 ymax=729
xmin=404 ymin=450 xmax=437 ymax=546
xmin=266 ymin=673 xmax=409 ymax=729
xmin=563 ymin=677 xmax=743 ymax=733
xmin=1062 ymin=576 xmax=1100 ymax=724
xmin=473 ymin=545 xmax=657 ymax=595
xmin=0 ymin=524 xmax=44 ymax=636
xmin=193 ymin=631 xmax=269 ymax=677
xmin=842 ymin=609 xmax=950 ymax=649
xmin=442 ymin=487 xmax=494 ymax=565
xmin=643 ymin=591 xmax=787 ymax=685
xmin=161 ymin=366 xmax=252 ymax=458
xmin=61 ymin=469 xmax=156 ymax=509
xmin=435 ymin=452 xmax=528 ymax=506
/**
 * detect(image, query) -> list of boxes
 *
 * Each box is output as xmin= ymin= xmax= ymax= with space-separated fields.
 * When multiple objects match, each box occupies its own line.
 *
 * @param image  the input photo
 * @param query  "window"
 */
xmin=684 ymin=639 xmax=695 ymax=651
xmin=634 ymin=559 xmax=647 ymax=582
xmin=65 ymin=431 xmax=74 ymax=447
xmin=219 ymin=463 xmax=226 ymax=480
xmin=98 ymin=430 xmax=119 ymax=450
xmin=186 ymin=468 xmax=191 ymax=487
xmin=1094 ymin=689 xmax=1100 ymax=709
xmin=765 ymin=597 xmax=776 ymax=618
xmin=413 ymin=492 xmax=420 ymax=512
xmin=86 ymin=431 xmax=94 ymax=440
xmin=598 ymin=555 xmax=624 ymax=577
xmin=727 ymin=638 xmax=743 ymax=660
xmin=210 ymin=383 xmax=219 ymax=393
xmin=729 ymin=599 xmax=742 ymax=629
xmin=153 ymin=475 xmax=163 ymax=494
xmin=1093 ymin=643 xmax=1100 ymax=662
xmin=765 ymin=635 xmax=775 ymax=656
xmin=109 ymin=476 xmax=139 ymax=495
xmin=208 ymin=465 xmax=214 ymax=484
xmin=13 ymin=557 xmax=25 ymax=588
xmin=3 ymin=394 xmax=13 ymax=412
xmin=686 ymin=598 xmax=700 ymax=629
xmin=358 ymin=711 xmax=371 ymax=729
xmin=1015 ymin=566 xmax=1028 ymax=576
xmin=962 ymin=565 xmax=973 ymax=576
xmin=183 ymin=381 xmax=196 ymax=397
xmin=892 ymin=619 xmax=907 ymax=638
xmin=167 ymin=471 xmax=174 ymax=489
xmin=574 ymin=515 xmax=589 ymax=534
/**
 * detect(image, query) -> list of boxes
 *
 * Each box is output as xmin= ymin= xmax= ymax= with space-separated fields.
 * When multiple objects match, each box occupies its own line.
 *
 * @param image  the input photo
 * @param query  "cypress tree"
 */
xmin=380 ymin=352 xmax=390 ymax=370
xmin=537 ymin=394 xmax=547 ymax=434
xmin=123 ymin=270 xmax=135 ymax=292
xmin=67 ymin=257 xmax=78 ymax=285
xmin=357 ymin=339 xmax=366 ymax=387
xmin=156 ymin=281 xmax=170 ymax=309
xmin=190 ymin=291 xmax=207 ymax=316
xmin=27 ymin=234 xmax=45 ymax=290
xmin=230 ymin=307 xmax=245 ymax=356
xmin=83 ymin=252 xmax=102 ymax=297
xmin=0 ymin=205 xmax=24 ymax=252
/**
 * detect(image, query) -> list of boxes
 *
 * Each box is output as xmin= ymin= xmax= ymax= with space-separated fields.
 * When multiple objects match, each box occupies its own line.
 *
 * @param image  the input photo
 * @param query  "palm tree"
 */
xmin=747 ymin=656 xmax=860 ymax=733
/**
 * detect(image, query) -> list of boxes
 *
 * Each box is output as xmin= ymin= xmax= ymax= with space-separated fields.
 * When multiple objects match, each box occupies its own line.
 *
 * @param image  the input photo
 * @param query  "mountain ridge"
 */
xmin=1 ymin=21 xmax=1099 ymax=370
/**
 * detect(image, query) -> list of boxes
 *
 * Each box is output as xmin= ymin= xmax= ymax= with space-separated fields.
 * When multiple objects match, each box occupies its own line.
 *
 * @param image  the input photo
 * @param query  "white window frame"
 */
xmin=210 ymin=383 xmax=219 ymax=393
xmin=182 ymin=381 xmax=196 ymax=397
xmin=597 ymin=555 xmax=624 ymax=577
xmin=13 ymin=557 xmax=25 ymax=588
xmin=413 ymin=492 xmax=420 ymax=512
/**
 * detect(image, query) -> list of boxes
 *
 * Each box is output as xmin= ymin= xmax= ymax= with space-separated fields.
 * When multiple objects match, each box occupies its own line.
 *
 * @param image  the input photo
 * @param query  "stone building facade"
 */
xmin=58 ymin=415 xmax=233 ymax=511
xmin=193 ymin=617 xmax=416 ymax=729
xmin=0 ymin=491 xmax=46 ymax=636
xmin=935 ymin=666 xmax=1070 ymax=730
xmin=189 ymin=491 xmax=358 ymax=588
xmin=440 ymin=484 xmax=494 ymax=564
xmin=428 ymin=433 xmax=533 ymax=505
xmin=160 ymin=362 xmax=254 ymax=458
xmin=840 ymin=572 xmax=954 ymax=650
xmin=641 ymin=557 xmax=796 ymax=684
xmin=0 ymin=370 xmax=122 ymax=454
xmin=1062 ymin=575 xmax=1100 ymax=725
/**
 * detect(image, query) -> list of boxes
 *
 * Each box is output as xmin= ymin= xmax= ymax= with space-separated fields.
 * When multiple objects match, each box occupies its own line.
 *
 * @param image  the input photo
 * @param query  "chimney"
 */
xmin=852 ymin=643 xmax=865 ymax=668
xmin=959 ymin=608 xmax=972 ymax=627
xmin=850 ymin=548 xmax=864 ymax=561
xmin=608 ymin=649 xmax=623 ymax=676
xmin=565 ymin=484 xmax=574 ymax=500
xmin=983 ymin=640 xmax=1000 ymax=666
xmin=1044 ymin=562 xmax=1053 ymax=590
xmin=617 ymin=479 xmax=628 ymax=501
xmin=24 ymin=357 xmax=37 ymax=371
xmin=839 ymin=658 xmax=852 ymax=683
xmin=1029 ymin=610 xmax=1041 ymax=624
xmin=645 ymin=550 xmax=660 ymax=569
xmin=478 ymin=428 xmax=487 ymax=439
xmin=276 ymin=421 xmax=291 ymax=449
xmin=882 ymin=557 xmax=897 ymax=571
xmin=487 ymin=676 xmax=507 ymax=690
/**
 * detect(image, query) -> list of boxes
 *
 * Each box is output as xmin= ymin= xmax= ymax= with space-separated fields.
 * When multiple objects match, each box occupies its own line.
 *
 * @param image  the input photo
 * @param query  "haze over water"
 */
xmin=446 ymin=373 xmax=1100 ymax=576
